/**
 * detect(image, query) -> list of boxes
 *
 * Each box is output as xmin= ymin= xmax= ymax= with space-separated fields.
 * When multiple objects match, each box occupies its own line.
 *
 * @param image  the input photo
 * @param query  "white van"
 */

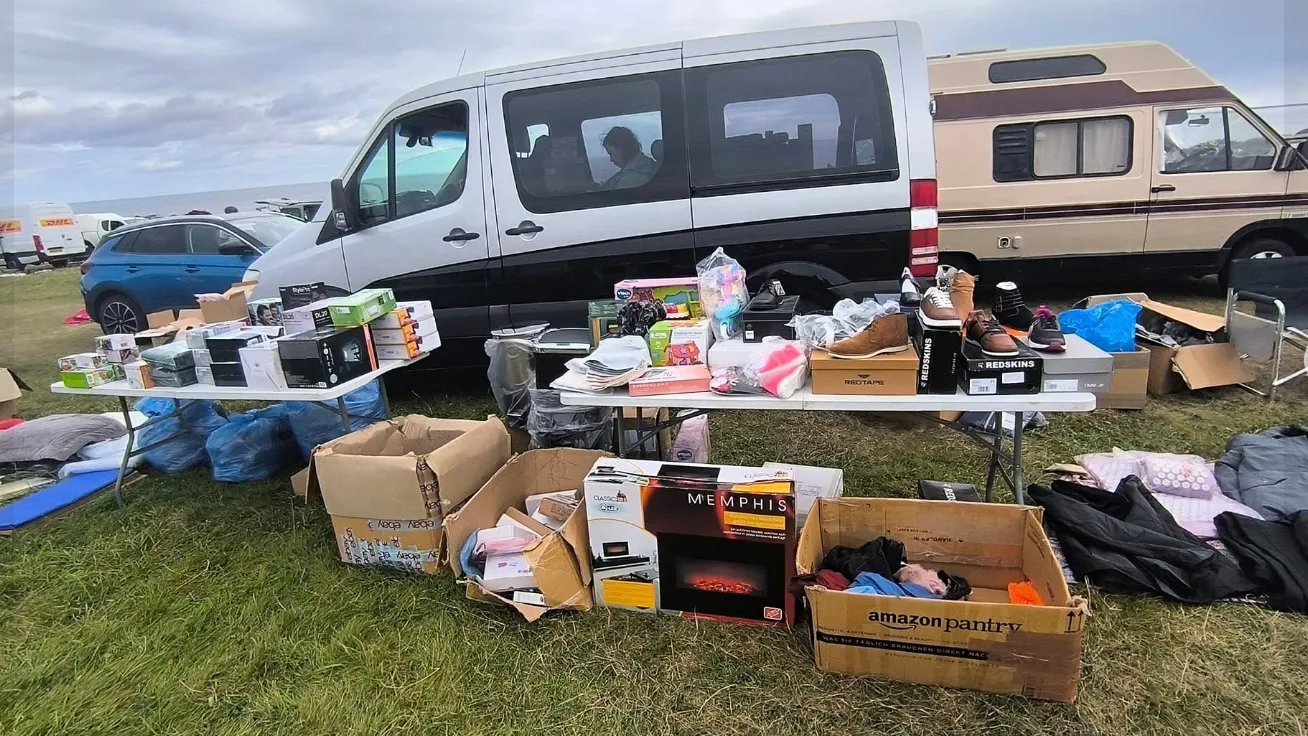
xmin=76 ymin=213 xmax=127 ymax=249
xmin=248 ymin=21 xmax=937 ymax=366
xmin=0 ymin=202 xmax=87 ymax=268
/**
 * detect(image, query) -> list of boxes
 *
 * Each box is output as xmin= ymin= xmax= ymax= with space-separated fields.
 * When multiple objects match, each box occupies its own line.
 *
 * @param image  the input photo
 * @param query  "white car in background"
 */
xmin=77 ymin=212 xmax=127 ymax=249
xmin=1 ymin=202 xmax=87 ymax=269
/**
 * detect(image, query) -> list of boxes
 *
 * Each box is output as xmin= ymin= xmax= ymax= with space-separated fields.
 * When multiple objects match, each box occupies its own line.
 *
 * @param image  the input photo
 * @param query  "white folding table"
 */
xmin=559 ymin=386 xmax=1096 ymax=504
xmin=49 ymin=354 xmax=429 ymax=505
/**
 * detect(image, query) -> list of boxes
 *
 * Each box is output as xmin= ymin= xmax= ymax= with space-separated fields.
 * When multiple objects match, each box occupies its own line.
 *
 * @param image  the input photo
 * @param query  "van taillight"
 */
xmin=909 ymin=179 xmax=939 ymax=278
xmin=32 ymin=235 xmax=44 ymax=253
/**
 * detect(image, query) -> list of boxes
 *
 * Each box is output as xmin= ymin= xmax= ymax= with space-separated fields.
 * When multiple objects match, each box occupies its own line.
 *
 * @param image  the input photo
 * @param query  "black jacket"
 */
xmin=1215 ymin=510 xmax=1308 ymax=614
xmin=1029 ymin=477 xmax=1256 ymax=604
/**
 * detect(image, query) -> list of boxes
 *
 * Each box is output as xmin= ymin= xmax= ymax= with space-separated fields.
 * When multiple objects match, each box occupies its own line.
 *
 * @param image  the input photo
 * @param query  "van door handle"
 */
xmin=442 ymin=228 xmax=481 ymax=243
xmin=504 ymin=221 xmax=544 ymax=236
xmin=1151 ymin=184 xmax=1176 ymax=193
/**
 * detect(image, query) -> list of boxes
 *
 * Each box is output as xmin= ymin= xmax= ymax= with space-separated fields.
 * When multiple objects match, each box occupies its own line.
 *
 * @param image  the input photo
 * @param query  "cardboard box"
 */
xmin=94 ymin=334 xmax=139 ymax=364
xmin=628 ymin=365 xmax=711 ymax=396
xmin=197 ymin=282 xmax=256 ymax=324
xmin=0 ymin=368 xmax=30 ymax=419
xmin=374 ymin=332 xmax=440 ymax=361
xmin=206 ymin=330 xmax=268 ymax=363
xmin=279 ymin=326 xmax=376 ymax=388
xmin=810 ymin=346 xmax=919 ymax=396
xmin=796 ymin=498 xmax=1087 ymax=702
xmin=239 ymin=344 xmax=288 ymax=391
xmin=60 ymin=365 xmax=121 ymax=389
xmin=584 ymin=458 xmax=797 ymax=626
xmin=614 ymin=277 xmax=701 ymax=319
xmin=123 ymin=361 xmax=155 ymax=390
xmin=140 ymin=342 xmax=195 ymax=371
xmin=1024 ymin=334 xmax=1113 ymax=394
xmin=444 ymin=448 xmax=610 ymax=621
xmin=151 ymin=366 xmax=198 ymax=387
xmin=910 ymin=321 xmax=962 ymax=395
xmin=185 ymin=320 xmax=246 ymax=350
xmin=192 ymin=349 xmax=213 ymax=368
xmin=248 ymin=298 xmax=283 ymax=327
xmin=372 ymin=301 xmax=434 ymax=330
xmin=211 ymin=362 xmax=246 ymax=387
xmin=281 ymin=300 xmax=335 ymax=335
xmin=588 ymin=300 xmax=622 ymax=347
xmin=742 ymin=295 xmax=800 ymax=343
xmin=305 ymin=416 xmax=512 ymax=575
xmin=370 ymin=318 xmax=437 ymax=346
xmin=1097 ymin=347 xmax=1150 ymax=410
xmin=761 ymin=463 xmax=844 ymax=529
xmin=279 ymin=282 xmax=328 ymax=310
xmin=58 ymin=352 xmax=106 ymax=372
xmin=327 ymin=288 xmax=397 ymax=327
xmin=194 ymin=366 xmax=214 ymax=385
xmin=958 ymin=341 xmax=1043 ymax=396
xmin=647 ymin=319 xmax=713 ymax=366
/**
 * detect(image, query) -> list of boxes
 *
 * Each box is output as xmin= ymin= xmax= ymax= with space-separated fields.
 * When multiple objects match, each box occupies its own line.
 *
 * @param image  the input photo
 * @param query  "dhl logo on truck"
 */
xmin=0 ymin=220 xmax=20 ymax=233
xmin=38 ymin=217 xmax=76 ymax=227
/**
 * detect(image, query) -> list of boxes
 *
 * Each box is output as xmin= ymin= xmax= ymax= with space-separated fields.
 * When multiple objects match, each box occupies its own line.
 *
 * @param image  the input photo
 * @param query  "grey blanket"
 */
xmin=1216 ymin=426 xmax=1308 ymax=522
xmin=0 ymin=414 xmax=128 ymax=463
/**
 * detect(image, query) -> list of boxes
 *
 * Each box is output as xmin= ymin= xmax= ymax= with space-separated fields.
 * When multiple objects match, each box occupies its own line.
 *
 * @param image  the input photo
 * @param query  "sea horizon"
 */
xmin=70 ymin=181 xmax=331 ymax=218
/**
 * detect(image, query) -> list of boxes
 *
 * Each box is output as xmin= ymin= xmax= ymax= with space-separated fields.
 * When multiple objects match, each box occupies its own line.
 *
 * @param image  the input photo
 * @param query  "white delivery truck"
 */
xmin=0 ymin=202 xmax=88 ymax=268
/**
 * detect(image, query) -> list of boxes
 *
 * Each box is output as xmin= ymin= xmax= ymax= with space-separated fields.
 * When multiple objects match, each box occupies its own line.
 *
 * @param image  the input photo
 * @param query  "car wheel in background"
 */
xmin=97 ymin=293 xmax=145 ymax=334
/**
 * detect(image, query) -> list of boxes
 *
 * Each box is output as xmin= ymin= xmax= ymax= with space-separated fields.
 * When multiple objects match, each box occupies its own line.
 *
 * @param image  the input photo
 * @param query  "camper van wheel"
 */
xmin=97 ymin=293 xmax=144 ymax=335
xmin=1231 ymin=237 xmax=1295 ymax=262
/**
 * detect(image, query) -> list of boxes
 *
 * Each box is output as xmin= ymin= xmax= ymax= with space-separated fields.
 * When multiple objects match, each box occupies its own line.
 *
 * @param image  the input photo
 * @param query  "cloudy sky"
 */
xmin=3 ymin=0 xmax=1303 ymax=204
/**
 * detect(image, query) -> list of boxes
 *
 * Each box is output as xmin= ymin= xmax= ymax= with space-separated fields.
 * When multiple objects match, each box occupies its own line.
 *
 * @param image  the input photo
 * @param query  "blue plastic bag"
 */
xmin=205 ymin=406 xmax=298 ymax=483
xmin=134 ymin=398 xmax=229 ymax=473
xmin=283 ymin=380 xmax=389 ymax=460
xmin=1059 ymin=300 xmax=1142 ymax=353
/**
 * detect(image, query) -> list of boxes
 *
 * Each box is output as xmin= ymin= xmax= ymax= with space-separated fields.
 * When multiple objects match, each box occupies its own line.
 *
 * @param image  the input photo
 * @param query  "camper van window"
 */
xmin=997 ymin=115 xmax=1131 ymax=181
xmin=987 ymin=54 xmax=1106 ymax=84
xmin=687 ymin=50 xmax=897 ymax=189
xmin=1161 ymin=107 xmax=1275 ymax=174
xmin=503 ymin=71 xmax=687 ymax=214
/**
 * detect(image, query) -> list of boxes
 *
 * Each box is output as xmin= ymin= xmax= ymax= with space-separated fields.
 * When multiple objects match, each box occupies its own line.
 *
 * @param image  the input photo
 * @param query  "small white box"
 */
xmin=195 ymin=366 xmax=215 ymax=385
xmin=192 ymin=349 xmax=213 ymax=368
xmin=185 ymin=320 xmax=245 ymax=350
xmin=281 ymin=300 xmax=334 ymax=336
xmin=371 ymin=301 xmax=434 ymax=329
xmin=239 ymin=343 xmax=288 ymax=391
xmin=762 ymin=462 xmax=844 ymax=529
xmin=481 ymin=552 xmax=536 ymax=592
xmin=123 ymin=361 xmax=153 ymax=389
xmin=94 ymin=334 xmax=140 ymax=364
xmin=370 ymin=317 xmax=438 ymax=345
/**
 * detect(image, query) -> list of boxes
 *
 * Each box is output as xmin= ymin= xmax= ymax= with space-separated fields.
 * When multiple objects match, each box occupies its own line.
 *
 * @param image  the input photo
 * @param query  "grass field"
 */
xmin=2 ymin=268 xmax=1306 ymax=735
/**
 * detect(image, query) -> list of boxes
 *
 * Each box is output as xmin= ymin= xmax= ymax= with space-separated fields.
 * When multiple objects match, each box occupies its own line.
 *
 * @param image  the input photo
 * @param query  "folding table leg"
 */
xmin=983 ymin=430 xmax=1001 ymax=504
xmin=379 ymin=379 xmax=393 ymax=417
xmin=613 ymin=409 xmax=626 ymax=458
xmin=111 ymin=396 xmax=134 ymax=508
xmin=337 ymin=396 xmax=352 ymax=433
xmin=1012 ymin=411 xmax=1026 ymax=505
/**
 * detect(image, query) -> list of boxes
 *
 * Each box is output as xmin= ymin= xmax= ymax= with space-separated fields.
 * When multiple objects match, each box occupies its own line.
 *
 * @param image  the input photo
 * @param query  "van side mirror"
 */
xmin=1274 ymin=141 xmax=1308 ymax=171
xmin=330 ymin=178 xmax=354 ymax=233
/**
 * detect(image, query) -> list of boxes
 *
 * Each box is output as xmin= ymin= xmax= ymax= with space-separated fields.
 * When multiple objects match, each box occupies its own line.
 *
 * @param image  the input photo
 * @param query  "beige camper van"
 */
xmin=930 ymin=42 xmax=1308 ymax=283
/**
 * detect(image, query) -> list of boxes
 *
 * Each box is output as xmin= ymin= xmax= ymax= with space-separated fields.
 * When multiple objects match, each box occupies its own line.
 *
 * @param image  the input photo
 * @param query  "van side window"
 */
xmin=685 ymin=51 xmax=898 ymax=192
xmin=503 ymin=71 xmax=687 ymax=214
xmin=1160 ymin=107 xmax=1276 ymax=174
xmin=992 ymin=115 xmax=1132 ymax=181
xmin=352 ymin=101 xmax=470 ymax=227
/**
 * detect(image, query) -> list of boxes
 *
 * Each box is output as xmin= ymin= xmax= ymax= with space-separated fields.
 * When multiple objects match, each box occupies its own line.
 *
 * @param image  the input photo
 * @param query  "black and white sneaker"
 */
xmin=1027 ymin=305 xmax=1065 ymax=353
xmin=899 ymin=267 xmax=921 ymax=306
xmin=993 ymin=281 xmax=1034 ymax=335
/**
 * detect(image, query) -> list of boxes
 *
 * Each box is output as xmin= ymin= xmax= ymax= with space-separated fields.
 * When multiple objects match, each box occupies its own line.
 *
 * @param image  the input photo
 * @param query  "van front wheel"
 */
xmin=1222 ymin=237 xmax=1297 ymax=287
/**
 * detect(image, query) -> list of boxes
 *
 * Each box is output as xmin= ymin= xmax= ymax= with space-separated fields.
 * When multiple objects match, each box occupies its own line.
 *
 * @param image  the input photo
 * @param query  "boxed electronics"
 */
xmin=140 ymin=342 xmax=195 ymax=371
xmin=281 ymin=300 xmax=335 ymax=335
xmin=370 ymin=317 xmax=438 ymax=345
xmin=810 ymin=346 xmax=919 ymax=396
xmin=958 ymin=341 xmax=1043 ymax=396
xmin=647 ymin=319 xmax=714 ymax=366
xmin=584 ymin=458 xmax=797 ymax=626
xmin=445 ymin=448 xmax=609 ymax=621
xmin=0 ymin=368 xmax=27 ymax=419
xmin=248 ymin=298 xmax=284 ymax=327
xmin=614 ymin=277 xmax=702 ymax=319
xmin=94 ymin=334 xmax=139 ymax=364
xmin=300 ymin=416 xmax=511 ymax=575
xmin=628 ymin=365 xmax=711 ymax=397
xmin=192 ymin=350 xmax=213 ymax=368
xmin=198 ymin=282 xmax=256 ymax=324
xmin=1097 ymin=347 xmax=1150 ymax=410
xmin=374 ymin=332 xmax=440 ymax=361
xmin=328 ymin=288 xmax=397 ymax=327
xmin=1023 ymin=334 xmax=1113 ymax=394
xmin=742 ymin=295 xmax=800 ymax=343
xmin=761 ymin=463 xmax=844 ymax=529
xmin=61 ymin=365 xmax=121 ymax=389
xmin=210 ymin=362 xmax=246 ymax=387
xmin=796 ymin=498 xmax=1087 ymax=702
xmin=123 ymin=361 xmax=154 ymax=390
xmin=58 ymin=353 xmax=106 ymax=372
xmin=1085 ymin=293 xmax=1250 ymax=395
xmin=185 ymin=320 xmax=246 ymax=350
xmin=588 ymin=300 xmax=622 ymax=347
xmin=194 ymin=366 xmax=214 ymax=386
xmin=372 ymin=300 xmax=434 ymax=330
xmin=150 ymin=366 xmax=198 ymax=388
xmin=278 ymin=326 xmax=376 ymax=388
xmin=239 ymin=343 xmax=288 ymax=391
xmin=205 ymin=330 xmax=268 ymax=363
xmin=910 ymin=320 xmax=962 ymax=395
xmin=279 ymin=282 xmax=328 ymax=310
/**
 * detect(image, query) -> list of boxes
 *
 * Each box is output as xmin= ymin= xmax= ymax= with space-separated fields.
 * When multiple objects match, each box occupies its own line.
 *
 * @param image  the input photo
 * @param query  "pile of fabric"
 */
xmin=550 ymin=336 xmax=652 ymax=393
xmin=791 ymin=536 xmax=972 ymax=601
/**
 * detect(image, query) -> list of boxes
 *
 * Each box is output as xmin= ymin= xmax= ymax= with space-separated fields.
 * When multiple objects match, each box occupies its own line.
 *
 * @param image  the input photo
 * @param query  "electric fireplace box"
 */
xmin=444 ymin=448 xmax=612 ymax=622
xmin=796 ymin=498 xmax=1088 ymax=703
xmin=583 ymin=458 xmax=797 ymax=626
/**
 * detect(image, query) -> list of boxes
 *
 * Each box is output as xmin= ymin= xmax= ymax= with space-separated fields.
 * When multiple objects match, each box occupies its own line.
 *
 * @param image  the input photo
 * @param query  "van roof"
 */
xmin=929 ymin=41 xmax=1219 ymax=95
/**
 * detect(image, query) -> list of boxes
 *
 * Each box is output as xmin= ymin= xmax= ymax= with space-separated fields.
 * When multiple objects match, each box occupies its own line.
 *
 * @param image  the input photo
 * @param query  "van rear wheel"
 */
xmin=1222 ymin=237 xmax=1297 ymax=288
xmin=97 ymin=293 xmax=144 ymax=334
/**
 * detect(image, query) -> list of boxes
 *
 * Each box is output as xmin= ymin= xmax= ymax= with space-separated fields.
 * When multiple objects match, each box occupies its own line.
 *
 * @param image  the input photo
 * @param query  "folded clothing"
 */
xmin=1215 ymin=510 xmax=1308 ymax=614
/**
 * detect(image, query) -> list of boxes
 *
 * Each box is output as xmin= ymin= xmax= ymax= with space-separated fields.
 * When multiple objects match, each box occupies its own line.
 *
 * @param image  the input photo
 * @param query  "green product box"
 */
xmin=328 ymin=288 xmax=397 ymax=327
xmin=61 ymin=364 xmax=122 ymax=389
xmin=588 ymin=300 xmax=622 ymax=348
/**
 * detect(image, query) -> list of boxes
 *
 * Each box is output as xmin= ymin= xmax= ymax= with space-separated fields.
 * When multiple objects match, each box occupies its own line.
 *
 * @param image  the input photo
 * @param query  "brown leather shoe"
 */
xmin=830 ymin=312 xmax=909 ymax=359
xmin=919 ymin=287 xmax=961 ymax=329
xmin=950 ymin=270 xmax=976 ymax=318
xmin=963 ymin=310 xmax=1020 ymax=357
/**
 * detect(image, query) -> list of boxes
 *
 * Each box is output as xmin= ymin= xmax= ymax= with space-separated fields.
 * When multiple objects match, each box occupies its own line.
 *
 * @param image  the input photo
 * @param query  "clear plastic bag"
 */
xmin=527 ymin=388 xmax=613 ymax=451
xmin=134 ymin=397 xmax=229 ymax=473
xmin=696 ymin=247 xmax=748 ymax=341
xmin=485 ymin=338 xmax=535 ymax=430
xmin=709 ymin=338 xmax=808 ymax=399
xmin=205 ymin=406 xmax=298 ymax=483
xmin=283 ymin=380 xmax=389 ymax=460
xmin=789 ymin=299 xmax=897 ymax=350
xmin=1059 ymin=300 xmax=1141 ymax=353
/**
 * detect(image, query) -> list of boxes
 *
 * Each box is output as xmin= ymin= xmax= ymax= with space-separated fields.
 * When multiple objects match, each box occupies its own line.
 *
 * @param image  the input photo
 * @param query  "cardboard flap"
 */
xmin=147 ymin=310 xmax=177 ymax=328
xmin=0 ymin=368 xmax=28 ymax=401
xmin=560 ymin=502 xmax=593 ymax=587
xmin=464 ymin=582 xmax=552 ymax=623
xmin=524 ymin=534 xmax=593 ymax=611
xmin=1171 ymin=343 xmax=1252 ymax=389
xmin=422 ymin=416 xmax=512 ymax=512
xmin=1139 ymin=299 xmax=1227 ymax=334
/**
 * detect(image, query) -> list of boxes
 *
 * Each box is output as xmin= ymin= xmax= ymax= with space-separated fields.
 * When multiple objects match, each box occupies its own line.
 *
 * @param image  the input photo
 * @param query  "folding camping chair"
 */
xmin=1224 ymin=255 xmax=1308 ymax=401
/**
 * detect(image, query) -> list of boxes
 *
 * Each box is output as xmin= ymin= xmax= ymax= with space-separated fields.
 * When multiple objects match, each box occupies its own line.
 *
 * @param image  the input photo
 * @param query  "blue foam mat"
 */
xmin=0 ymin=470 xmax=120 ymax=532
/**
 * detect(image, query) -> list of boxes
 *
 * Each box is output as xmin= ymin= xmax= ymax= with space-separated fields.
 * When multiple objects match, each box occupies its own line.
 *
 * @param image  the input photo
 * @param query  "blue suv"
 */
xmin=81 ymin=213 xmax=303 ymax=333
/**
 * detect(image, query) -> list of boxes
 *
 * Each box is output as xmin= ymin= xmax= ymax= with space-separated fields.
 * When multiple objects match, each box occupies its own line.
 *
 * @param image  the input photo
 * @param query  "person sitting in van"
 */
xmin=600 ymin=126 xmax=658 ymax=190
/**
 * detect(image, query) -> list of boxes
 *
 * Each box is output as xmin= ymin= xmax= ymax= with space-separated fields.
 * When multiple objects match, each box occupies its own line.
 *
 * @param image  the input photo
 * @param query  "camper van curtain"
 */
xmin=1034 ymin=122 xmax=1078 ymax=177
xmin=1081 ymin=118 xmax=1131 ymax=175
